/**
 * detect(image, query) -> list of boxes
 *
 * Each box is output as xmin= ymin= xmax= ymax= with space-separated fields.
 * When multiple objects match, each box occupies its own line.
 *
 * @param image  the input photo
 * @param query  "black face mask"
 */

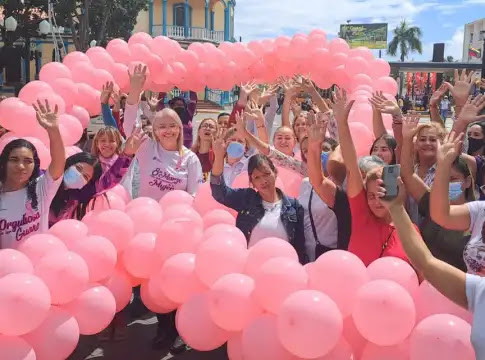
xmin=173 ymin=107 xmax=187 ymax=124
xmin=468 ymin=138 xmax=484 ymax=155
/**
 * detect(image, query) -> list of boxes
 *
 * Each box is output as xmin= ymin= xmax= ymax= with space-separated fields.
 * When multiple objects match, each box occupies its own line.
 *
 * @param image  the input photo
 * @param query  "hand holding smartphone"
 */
xmin=382 ymin=165 xmax=400 ymax=200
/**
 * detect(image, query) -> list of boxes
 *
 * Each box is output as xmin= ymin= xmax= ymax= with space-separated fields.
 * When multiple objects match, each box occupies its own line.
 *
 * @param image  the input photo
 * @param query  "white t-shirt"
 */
xmin=466 ymin=274 xmax=485 ymax=358
xmin=249 ymin=199 xmax=289 ymax=247
xmin=223 ymin=157 xmax=249 ymax=187
xmin=298 ymin=179 xmax=338 ymax=261
xmin=0 ymin=171 xmax=62 ymax=249
xmin=464 ymin=201 xmax=485 ymax=275
xmin=135 ymin=138 xmax=203 ymax=201
xmin=440 ymin=99 xmax=450 ymax=110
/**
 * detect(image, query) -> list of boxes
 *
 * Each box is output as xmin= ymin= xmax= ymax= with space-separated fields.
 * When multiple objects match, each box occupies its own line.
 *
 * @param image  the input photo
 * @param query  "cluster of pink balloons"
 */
xmin=0 ymin=180 xmax=476 ymax=360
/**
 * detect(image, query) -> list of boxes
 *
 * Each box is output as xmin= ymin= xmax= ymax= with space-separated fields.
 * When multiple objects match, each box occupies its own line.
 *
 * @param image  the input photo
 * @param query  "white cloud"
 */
xmin=445 ymin=26 xmax=465 ymax=61
xmin=234 ymin=0 xmax=435 ymax=41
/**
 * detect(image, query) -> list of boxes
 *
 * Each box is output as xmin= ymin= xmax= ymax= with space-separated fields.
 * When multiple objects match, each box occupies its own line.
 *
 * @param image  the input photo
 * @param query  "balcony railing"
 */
xmin=152 ymin=25 xmax=225 ymax=43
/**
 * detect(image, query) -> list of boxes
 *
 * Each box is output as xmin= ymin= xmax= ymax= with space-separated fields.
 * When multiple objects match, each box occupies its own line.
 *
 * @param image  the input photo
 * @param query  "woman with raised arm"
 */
xmin=401 ymin=115 xmax=473 ymax=271
xmin=378 ymin=177 xmax=485 ymax=358
xmin=210 ymin=128 xmax=306 ymax=263
xmin=430 ymin=131 xmax=485 ymax=276
xmin=191 ymin=118 xmax=218 ymax=181
xmin=0 ymin=100 xmax=65 ymax=248
xmin=122 ymin=64 xmax=203 ymax=201
xmin=333 ymin=88 xmax=411 ymax=266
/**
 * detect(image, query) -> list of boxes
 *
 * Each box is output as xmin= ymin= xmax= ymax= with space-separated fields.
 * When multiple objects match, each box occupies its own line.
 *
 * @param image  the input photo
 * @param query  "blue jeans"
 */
xmin=440 ymin=109 xmax=448 ymax=120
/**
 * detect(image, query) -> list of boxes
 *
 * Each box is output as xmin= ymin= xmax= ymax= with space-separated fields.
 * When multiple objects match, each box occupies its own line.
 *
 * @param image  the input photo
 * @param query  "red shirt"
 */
xmin=348 ymin=190 xmax=413 ymax=266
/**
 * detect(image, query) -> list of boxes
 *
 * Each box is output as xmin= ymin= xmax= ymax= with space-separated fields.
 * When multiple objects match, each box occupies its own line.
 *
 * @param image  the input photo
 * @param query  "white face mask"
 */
xmin=63 ymin=166 xmax=87 ymax=189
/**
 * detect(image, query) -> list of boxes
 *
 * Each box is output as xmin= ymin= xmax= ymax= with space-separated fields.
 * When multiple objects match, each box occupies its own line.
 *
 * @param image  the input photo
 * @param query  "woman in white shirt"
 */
xmin=122 ymin=65 xmax=202 ymax=201
xmin=378 ymin=173 xmax=485 ymax=359
xmin=0 ymin=100 xmax=65 ymax=249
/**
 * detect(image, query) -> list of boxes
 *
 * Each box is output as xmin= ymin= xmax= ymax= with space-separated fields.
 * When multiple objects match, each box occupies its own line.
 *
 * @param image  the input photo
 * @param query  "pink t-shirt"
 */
xmin=0 ymin=171 xmax=62 ymax=249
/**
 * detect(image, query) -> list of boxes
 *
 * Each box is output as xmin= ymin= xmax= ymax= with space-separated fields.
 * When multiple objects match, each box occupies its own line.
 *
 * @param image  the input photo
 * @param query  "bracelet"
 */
xmin=257 ymin=125 xmax=265 ymax=129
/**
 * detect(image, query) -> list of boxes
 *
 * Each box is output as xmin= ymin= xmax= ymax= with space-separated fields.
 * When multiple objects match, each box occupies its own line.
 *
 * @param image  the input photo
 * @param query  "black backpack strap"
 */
xmin=308 ymin=189 xmax=320 ymax=245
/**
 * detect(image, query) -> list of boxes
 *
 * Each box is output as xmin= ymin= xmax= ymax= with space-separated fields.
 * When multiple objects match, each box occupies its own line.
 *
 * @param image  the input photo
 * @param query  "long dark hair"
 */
xmin=468 ymin=122 xmax=485 ymax=156
xmin=50 ymin=152 xmax=102 ymax=218
xmin=0 ymin=139 xmax=41 ymax=209
xmin=247 ymin=154 xmax=278 ymax=184
xmin=453 ymin=155 xmax=475 ymax=202
xmin=370 ymin=134 xmax=397 ymax=165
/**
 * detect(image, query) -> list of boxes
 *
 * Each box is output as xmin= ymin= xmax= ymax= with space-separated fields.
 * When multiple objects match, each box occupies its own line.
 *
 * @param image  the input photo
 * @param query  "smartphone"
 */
xmin=382 ymin=165 xmax=400 ymax=200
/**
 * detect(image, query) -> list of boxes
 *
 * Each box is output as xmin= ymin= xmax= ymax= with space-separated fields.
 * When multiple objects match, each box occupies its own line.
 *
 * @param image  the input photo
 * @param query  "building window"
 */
xmin=470 ymin=33 xmax=474 ymax=43
xmin=173 ymin=3 xmax=192 ymax=27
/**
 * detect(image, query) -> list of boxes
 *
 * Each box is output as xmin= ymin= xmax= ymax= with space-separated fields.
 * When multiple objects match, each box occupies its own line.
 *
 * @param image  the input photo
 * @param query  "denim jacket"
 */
xmin=210 ymin=174 xmax=307 ymax=264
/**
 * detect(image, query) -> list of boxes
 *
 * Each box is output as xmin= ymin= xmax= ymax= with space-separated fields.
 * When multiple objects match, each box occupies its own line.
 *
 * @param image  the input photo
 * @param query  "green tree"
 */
xmin=446 ymin=55 xmax=454 ymax=62
xmin=387 ymin=20 xmax=423 ymax=61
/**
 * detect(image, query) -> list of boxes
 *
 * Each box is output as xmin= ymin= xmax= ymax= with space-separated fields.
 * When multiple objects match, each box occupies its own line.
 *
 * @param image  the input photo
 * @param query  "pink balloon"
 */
xmin=227 ymin=333 xmax=244 ymax=360
xmin=35 ymin=251 xmax=89 ymax=305
xmin=126 ymin=196 xmax=159 ymax=210
xmin=367 ymin=256 xmax=419 ymax=297
xmin=159 ymin=189 xmax=194 ymax=209
xmin=59 ymin=113 xmax=83 ymax=146
xmin=375 ymin=76 xmax=398 ymax=95
xmin=194 ymin=182 xmax=236 ymax=216
xmin=177 ymin=50 xmax=199 ymax=73
xmin=153 ymin=253 xmax=205 ymax=304
xmin=203 ymin=224 xmax=247 ymax=248
xmin=108 ymin=184 xmax=131 ymax=203
xmin=345 ymin=56 xmax=369 ymax=77
xmin=85 ymin=46 xmax=107 ymax=56
xmin=361 ymin=340 xmax=410 ymax=360
xmin=128 ymin=32 xmax=153 ymax=48
xmin=254 ymin=257 xmax=308 ymax=314
xmin=0 ymin=249 xmax=33 ymax=277
xmin=88 ymin=69 xmax=115 ymax=92
xmin=208 ymin=273 xmax=262 ymax=331
xmin=16 ymin=233 xmax=67 ymax=264
xmin=410 ymin=314 xmax=475 ymax=360
xmin=307 ymin=250 xmax=368 ymax=317
xmin=156 ymin=219 xmax=203 ymax=262
xmin=195 ymin=236 xmax=248 ymax=287
xmin=76 ymin=83 xmax=101 ymax=117
xmin=278 ymin=290 xmax=343 ymax=358
xmin=329 ymin=38 xmax=350 ymax=54
xmin=0 ymin=132 xmax=19 ymax=153
xmin=88 ymin=191 xmax=126 ymax=212
xmin=145 ymin=276 xmax=178 ymax=313
xmin=202 ymin=209 xmax=236 ymax=229
xmin=87 ymin=50 xmax=115 ymax=74
xmin=48 ymin=219 xmax=88 ymax=249
xmin=70 ymin=235 xmax=117 ymax=282
xmin=369 ymin=58 xmax=391 ymax=78
xmin=40 ymin=62 xmax=72 ymax=83
xmin=242 ymin=314 xmax=295 ymax=360
xmin=275 ymin=167 xmax=302 ymax=197
xmin=102 ymin=268 xmax=133 ymax=312
xmin=0 ymin=335 xmax=36 ymax=360
xmin=70 ymin=61 xmax=96 ymax=84
xmin=0 ymin=98 xmax=34 ymax=134
xmin=130 ymin=43 xmax=152 ymax=63
xmin=176 ymin=293 xmax=230 ymax=351
xmin=353 ymin=280 xmax=416 ymax=346
xmin=0 ymin=273 xmax=51 ymax=336
xmin=62 ymin=51 xmax=90 ymax=68
xmin=350 ymin=47 xmax=375 ymax=62
xmin=111 ymin=63 xmax=130 ymax=92
xmin=50 ymin=78 xmax=78 ymax=111
xmin=107 ymin=38 xmax=128 ymax=52
xmin=414 ymin=280 xmax=473 ymax=323
xmin=163 ymin=204 xmax=203 ymax=225
xmin=18 ymin=81 xmax=53 ymax=105
xmin=245 ymin=237 xmax=299 ymax=278
xmin=348 ymin=122 xmax=374 ymax=157
xmin=23 ymin=306 xmax=79 ymax=360
xmin=87 ymin=209 xmax=134 ymax=252
xmin=65 ymin=145 xmax=82 ymax=158
xmin=68 ymin=105 xmax=90 ymax=129
xmin=126 ymin=204 xmax=163 ymax=234
xmin=318 ymin=338 xmax=354 ymax=360
xmin=309 ymin=33 xmax=327 ymax=49
xmin=62 ymin=284 xmax=115 ymax=335
xmin=122 ymin=233 xmax=161 ymax=279
xmin=108 ymin=43 xmax=132 ymax=65
xmin=351 ymin=73 xmax=373 ymax=92
xmin=343 ymin=316 xmax=367 ymax=359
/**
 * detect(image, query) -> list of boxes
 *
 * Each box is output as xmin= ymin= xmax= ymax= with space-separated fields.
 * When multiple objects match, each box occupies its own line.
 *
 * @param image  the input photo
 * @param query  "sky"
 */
xmin=233 ymin=0 xmax=485 ymax=62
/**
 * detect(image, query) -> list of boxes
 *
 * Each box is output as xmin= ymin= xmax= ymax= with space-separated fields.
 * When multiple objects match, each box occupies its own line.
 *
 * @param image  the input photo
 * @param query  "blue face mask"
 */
xmin=63 ymin=166 xmax=87 ymax=190
xmin=227 ymin=141 xmax=245 ymax=159
xmin=321 ymin=152 xmax=330 ymax=172
xmin=449 ymin=181 xmax=463 ymax=201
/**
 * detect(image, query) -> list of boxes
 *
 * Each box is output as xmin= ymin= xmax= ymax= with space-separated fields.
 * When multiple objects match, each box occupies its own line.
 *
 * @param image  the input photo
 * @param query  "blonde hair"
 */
xmin=153 ymin=108 xmax=184 ymax=155
xmin=91 ymin=126 xmax=123 ymax=157
xmin=191 ymin=118 xmax=217 ymax=154
xmin=415 ymin=122 xmax=446 ymax=164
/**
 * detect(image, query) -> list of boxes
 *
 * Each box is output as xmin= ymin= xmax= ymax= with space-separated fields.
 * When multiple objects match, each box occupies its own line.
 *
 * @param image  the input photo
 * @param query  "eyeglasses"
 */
xmin=200 ymin=124 xmax=216 ymax=130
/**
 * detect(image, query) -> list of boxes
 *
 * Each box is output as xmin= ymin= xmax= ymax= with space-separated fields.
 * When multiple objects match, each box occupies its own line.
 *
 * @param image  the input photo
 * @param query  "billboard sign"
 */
xmin=339 ymin=23 xmax=388 ymax=49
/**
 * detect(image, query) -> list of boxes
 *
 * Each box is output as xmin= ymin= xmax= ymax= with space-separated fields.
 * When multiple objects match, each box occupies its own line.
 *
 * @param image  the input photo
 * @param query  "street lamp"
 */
xmin=4 ymin=17 xmax=18 ymax=32
xmin=38 ymin=20 xmax=50 ymax=36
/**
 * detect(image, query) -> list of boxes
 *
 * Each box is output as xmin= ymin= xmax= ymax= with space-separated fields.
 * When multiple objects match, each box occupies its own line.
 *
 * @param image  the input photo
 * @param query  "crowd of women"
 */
xmin=1 ymin=66 xmax=485 ymax=357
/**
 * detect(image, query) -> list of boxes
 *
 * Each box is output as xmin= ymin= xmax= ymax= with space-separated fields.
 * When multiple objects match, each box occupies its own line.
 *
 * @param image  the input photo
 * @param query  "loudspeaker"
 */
xmin=432 ymin=43 xmax=445 ymax=62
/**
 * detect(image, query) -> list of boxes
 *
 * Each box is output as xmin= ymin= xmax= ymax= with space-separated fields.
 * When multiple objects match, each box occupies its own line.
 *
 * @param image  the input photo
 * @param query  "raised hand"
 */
xmin=444 ymin=69 xmax=475 ymax=107
xmin=377 ymin=177 xmax=407 ymax=210
xmin=259 ymin=84 xmax=278 ymax=105
xmin=299 ymin=75 xmax=317 ymax=93
xmin=369 ymin=91 xmax=401 ymax=116
xmin=212 ymin=128 xmax=228 ymax=158
xmin=146 ymin=92 xmax=159 ymax=111
xmin=111 ymin=90 xmax=122 ymax=111
xmin=128 ymin=64 xmax=147 ymax=91
xmin=279 ymin=76 xmax=300 ymax=95
xmin=290 ymin=100 xmax=302 ymax=116
xmin=307 ymin=112 xmax=328 ymax=148
xmin=240 ymin=81 xmax=258 ymax=101
xmin=124 ymin=126 xmax=146 ymax=156
xmin=401 ymin=112 xmax=424 ymax=139
xmin=429 ymin=83 xmax=449 ymax=107
xmin=331 ymin=88 xmax=354 ymax=124
xmin=457 ymin=94 xmax=485 ymax=125
xmin=437 ymin=131 xmax=464 ymax=165
xmin=235 ymin=109 xmax=248 ymax=135
xmin=100 ymin=81 xmax=114 ymax=104
xmin=245 ymin=101 xmax=265 ymax=126
xmin=33 ymin=99 xmax=59 ymax=130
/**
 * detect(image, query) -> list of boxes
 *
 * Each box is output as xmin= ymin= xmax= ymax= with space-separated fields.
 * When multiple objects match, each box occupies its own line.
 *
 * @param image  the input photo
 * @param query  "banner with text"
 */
xmin=339 ymin=23 xmax=388 ymax=49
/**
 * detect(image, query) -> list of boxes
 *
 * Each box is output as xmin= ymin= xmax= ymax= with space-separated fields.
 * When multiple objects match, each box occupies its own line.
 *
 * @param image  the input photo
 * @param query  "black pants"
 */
xmin=156 ymin=311 xmax=177 ymax=335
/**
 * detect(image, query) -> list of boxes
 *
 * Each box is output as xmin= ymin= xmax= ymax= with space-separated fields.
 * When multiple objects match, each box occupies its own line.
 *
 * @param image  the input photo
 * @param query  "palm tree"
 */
xmin=446 ymin=55 xmax=454 ymax=62
xmin=387 ymin=20 xmax=423 ymax=61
